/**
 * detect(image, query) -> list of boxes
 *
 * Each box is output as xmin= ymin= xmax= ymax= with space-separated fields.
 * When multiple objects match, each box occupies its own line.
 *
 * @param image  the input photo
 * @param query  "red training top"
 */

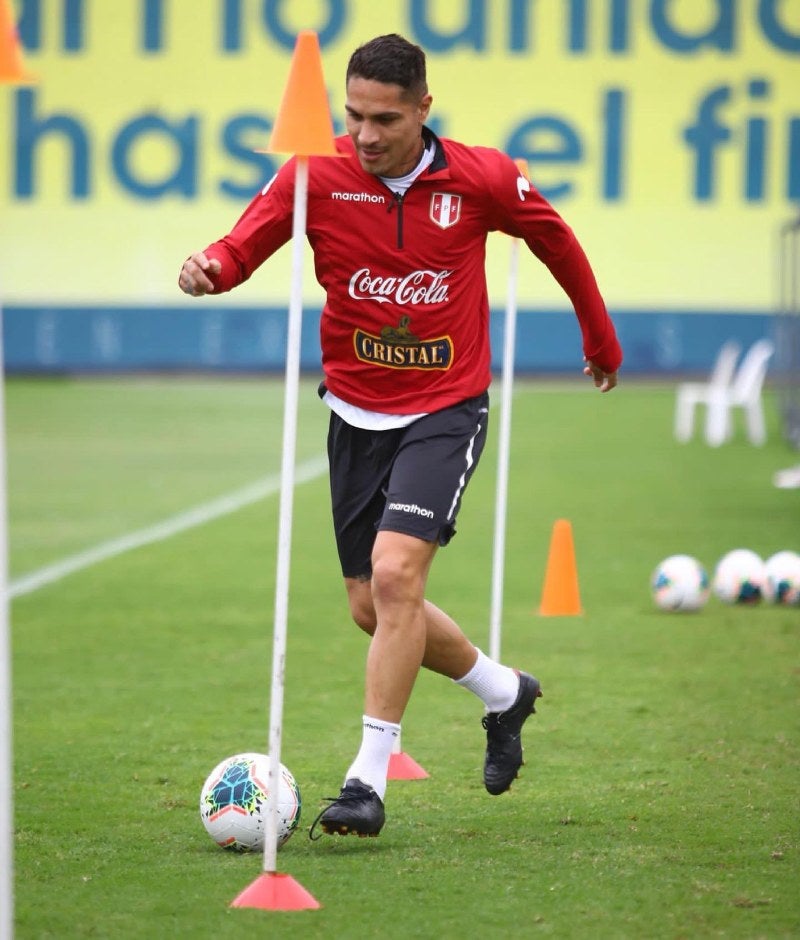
xmin=203 ymin=129 xmax=623 ymax=414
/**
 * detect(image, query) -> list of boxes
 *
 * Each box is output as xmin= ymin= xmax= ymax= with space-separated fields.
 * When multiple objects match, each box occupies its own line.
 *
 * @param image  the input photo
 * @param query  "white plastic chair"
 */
xmin=674 ymin=340 xmax=741 ymax=443
xmin=674 ymin=338 xmax=775 ymax=446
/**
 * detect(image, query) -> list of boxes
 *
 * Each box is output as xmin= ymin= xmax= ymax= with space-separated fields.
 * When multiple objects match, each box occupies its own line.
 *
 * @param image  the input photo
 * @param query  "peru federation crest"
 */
xmin=430 ymin=192 xmax=461 ymax=229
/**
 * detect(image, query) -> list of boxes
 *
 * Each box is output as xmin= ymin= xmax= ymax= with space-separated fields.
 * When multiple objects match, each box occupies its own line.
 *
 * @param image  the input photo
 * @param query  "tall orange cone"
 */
xmin=0 ymin=0 xmax=36 ymax=84
xmin=233 ymin=30 xmax=340 ymax=916
xmin=538 ymin=519 xmax=582 ymax=616
xmin=266 ymin=30 xmax=339 ymax=157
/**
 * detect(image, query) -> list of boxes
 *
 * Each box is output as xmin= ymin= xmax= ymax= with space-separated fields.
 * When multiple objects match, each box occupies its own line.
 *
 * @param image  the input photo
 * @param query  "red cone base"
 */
xmin=230 ymin=872 xmax=320 ymax=911
xmin=387 ymin=751 xmax=429 ymax=780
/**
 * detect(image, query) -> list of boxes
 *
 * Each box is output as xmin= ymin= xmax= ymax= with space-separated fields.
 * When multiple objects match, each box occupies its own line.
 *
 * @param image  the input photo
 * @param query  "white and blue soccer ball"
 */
xmin=199 ymin=752 xmax=301 ymax=852
xmin=651 ymin=554 xmax=710 ymax=611
xmin=712 ymin=549 xmax=767 ymax=604
xmin=763 ymin=550 xmax=800 ymax=605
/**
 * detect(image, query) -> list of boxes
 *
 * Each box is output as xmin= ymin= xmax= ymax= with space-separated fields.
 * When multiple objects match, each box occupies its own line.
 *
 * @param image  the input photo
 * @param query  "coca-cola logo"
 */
xmin=348 ymin=268 xmax=452 ymax=305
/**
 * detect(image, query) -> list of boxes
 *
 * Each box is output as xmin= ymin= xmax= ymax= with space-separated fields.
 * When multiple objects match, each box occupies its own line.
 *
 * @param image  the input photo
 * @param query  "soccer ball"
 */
xmin=651 ymin=554 xmax=710 ymax=611
xmin=763 ymin=550 xmax=800 ymax=605
xmin=199 ymin=752 xmax=301 ymax=852
xmin=712 ymin=549 xmax=766 ymax=604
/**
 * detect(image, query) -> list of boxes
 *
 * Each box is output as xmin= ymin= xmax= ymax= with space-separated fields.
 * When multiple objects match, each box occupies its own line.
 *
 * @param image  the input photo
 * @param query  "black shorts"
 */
xmin=326 ymin=392 xmax=490 ymax=578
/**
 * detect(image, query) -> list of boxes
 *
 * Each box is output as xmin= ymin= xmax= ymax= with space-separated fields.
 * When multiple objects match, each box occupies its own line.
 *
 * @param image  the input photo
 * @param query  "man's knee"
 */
xmin=371 ymin=552 xmax=424 ymax=606
xmin=346 ymin=578 xmax=377 ymax=634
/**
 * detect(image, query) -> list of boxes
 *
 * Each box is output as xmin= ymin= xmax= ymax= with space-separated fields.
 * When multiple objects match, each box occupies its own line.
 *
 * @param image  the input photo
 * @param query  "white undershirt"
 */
xmin=324 ymin=140 xmax=437 ymax=431
xmin=378 ymin=141 xmax=435 ymax=195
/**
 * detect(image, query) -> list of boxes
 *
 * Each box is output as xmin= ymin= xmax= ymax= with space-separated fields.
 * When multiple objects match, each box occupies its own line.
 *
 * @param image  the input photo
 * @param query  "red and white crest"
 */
xmin=429 ymin=192 xmax=461 ymax=229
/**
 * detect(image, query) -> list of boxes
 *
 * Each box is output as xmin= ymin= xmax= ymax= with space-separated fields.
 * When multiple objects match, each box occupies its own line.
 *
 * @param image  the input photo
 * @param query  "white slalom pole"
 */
xmin=488 ymin=233 xmax=521 ymax=663
xmin=0 ymin=293 xmax=13 ymax=940
xmin=261 ymin=157 xmax=308 ymax=876
xmin=1 ymin=13 xmax=39 ymax=930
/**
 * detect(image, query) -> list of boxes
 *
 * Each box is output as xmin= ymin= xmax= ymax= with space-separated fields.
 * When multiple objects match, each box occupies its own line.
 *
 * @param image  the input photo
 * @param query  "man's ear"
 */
xmin=419 ymin=94 xmax=433 ymax=122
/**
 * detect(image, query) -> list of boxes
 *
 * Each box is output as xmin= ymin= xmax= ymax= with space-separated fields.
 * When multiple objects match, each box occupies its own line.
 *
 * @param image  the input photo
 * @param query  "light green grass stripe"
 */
xmin=8 ymin=454 xmax=328 ymax=600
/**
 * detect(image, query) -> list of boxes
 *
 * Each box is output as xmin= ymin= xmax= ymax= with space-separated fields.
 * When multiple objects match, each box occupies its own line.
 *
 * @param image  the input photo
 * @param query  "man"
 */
xmin=178 ymin=33 xmax=622 ymax=838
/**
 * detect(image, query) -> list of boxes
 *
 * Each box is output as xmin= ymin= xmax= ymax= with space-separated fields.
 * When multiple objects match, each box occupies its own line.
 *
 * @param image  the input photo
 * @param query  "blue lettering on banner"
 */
xmin=143 ymin=0 xmax=164 ymax=51
xmin=14 ymin=0 xmax=800 ymax=55
xmin=566 ymin=0 xmax=630 ymax=52
xmin=682 ymin=79 xmax=800 ymax=201
xmin=111 ymin=114 xmax=198 ymax=199
xmin=15 ymin=88 xmax=91 ymax=198
xmin=13 ymin=90 xmax=280 ymax=200
xmin=408 ymin=0 xmax=635 ymax=53
xmin=14 ymin=81 xmax=800 ymax=204
xmin=407 ymin=0 xmax=800 ymax=54
xmin=505 ymin=90 xmax=626 ymax=202
xmin=602 ymin=89 xmax=625 ymax=200
xmin=9 ymin=2 xmax=800 ymax=205
xmin=261 ymin=0 xmax=346 ymax=51
xmin=758 ymin=0 xmax=800 ymax=52
xmin=410 ymin=0 xmax=486 ymax=52
xmin=220 ymin=116 xmax=277 ymax=199
xmin=650 ymin=0 xmax=735 ymax=53
xmin=507 ymin=116 xmax=583 ymax=202
xmin=18 ymin=0 xmax=85 ymax=51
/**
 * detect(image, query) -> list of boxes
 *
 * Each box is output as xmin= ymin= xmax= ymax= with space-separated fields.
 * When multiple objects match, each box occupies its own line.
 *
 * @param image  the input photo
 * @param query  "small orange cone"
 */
xmin=388 ymin=751 xmax=429 ymax=780
xmin=231 ymin=872 xmax=321 ymax=911
xmin=538 ymin=519 xmax=582 ymax=616
xmin=266 ymin=30 xmax=339 ymax=157
xmin=387 ymin=735 xmax=429 ymax=780
xmin=0 ymin=0 xmax=36 ymax=84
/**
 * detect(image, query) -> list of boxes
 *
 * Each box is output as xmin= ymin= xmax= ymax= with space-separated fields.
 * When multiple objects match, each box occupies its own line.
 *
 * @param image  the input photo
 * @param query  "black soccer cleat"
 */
xmin=309 ymin=778 xmax=386 ymax=840
xmin=482 ymin=671 xmax=542 ymax=795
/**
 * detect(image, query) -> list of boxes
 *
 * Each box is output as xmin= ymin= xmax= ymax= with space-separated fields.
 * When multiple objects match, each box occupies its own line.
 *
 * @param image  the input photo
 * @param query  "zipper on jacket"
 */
xmin=387 ymin=191 xmax=404 ymax=249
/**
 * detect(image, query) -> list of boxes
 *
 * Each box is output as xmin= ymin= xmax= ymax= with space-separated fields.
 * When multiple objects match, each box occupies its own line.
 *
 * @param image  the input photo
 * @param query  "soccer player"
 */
xmin=178 ymin=33 xmax=622 ymax=838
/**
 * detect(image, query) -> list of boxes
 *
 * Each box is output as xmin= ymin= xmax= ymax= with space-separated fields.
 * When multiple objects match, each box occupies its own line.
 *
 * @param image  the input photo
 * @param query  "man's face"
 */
xmin=345 ymin=77 xmax=432 ymax=178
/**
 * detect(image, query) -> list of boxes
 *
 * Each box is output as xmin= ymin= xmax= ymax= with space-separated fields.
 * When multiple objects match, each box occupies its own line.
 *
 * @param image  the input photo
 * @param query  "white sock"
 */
xmin=344 ymin=715 xmax=401 ymax=801
xmin=455 ymin=648 xmax=520 ymax=713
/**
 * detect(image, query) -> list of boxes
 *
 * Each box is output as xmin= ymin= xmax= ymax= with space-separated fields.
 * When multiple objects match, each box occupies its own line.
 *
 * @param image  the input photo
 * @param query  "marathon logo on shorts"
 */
xmin=430 ymin=192 xmax=461 ymax=229
xmin=353 ymin=328 xmax=453 ymax=371
xmin=388 ymin=501 xmax=435 ymax=519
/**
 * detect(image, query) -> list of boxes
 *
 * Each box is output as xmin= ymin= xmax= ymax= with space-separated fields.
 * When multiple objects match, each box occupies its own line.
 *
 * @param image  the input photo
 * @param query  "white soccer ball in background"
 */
xmin=712 ymin=549 xmax=767 ymax=604
xmin=651 ymin=554 xmax=710 ymax=611
xmin=763 ymin=550 xmax=800 ymax=605
xmin=199 ymin=752 xmax=301 ymax=852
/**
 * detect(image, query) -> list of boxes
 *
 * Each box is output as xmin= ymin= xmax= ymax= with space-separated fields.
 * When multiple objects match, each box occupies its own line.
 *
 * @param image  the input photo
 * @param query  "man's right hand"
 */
xmin=583 ymin=359 xmax=618 ymax=393
xmin=178 ymin=252 xmax=221 ymax=296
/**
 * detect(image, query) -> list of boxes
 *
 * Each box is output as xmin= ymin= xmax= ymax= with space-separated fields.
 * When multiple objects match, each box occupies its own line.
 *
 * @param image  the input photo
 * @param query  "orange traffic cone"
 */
xmin=266 ymin=30 xmax=339 ymax=157
xmin=0 ymin=0 xmax=36 ymax=84
xmin=538 ymin=519 xmax=582 ymax=616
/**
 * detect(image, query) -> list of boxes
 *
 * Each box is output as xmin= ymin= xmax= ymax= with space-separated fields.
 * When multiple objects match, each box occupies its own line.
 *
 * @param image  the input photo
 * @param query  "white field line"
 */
xmin=8 ymin=454 xmax=329 ymax=600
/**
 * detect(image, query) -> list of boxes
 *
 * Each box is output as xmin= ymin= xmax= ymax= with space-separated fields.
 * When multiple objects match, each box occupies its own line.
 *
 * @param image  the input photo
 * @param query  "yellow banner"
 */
xmin=1 ymin=0 xmax=798 ymax=309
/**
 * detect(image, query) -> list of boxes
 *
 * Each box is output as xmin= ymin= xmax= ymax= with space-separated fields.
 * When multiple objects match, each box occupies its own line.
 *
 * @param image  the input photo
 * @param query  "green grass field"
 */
xmin=7 ymin=375 xmax=800 ymax=938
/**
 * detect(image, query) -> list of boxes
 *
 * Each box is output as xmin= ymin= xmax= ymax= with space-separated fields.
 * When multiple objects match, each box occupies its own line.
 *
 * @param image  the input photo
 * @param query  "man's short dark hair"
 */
xmin=346 ymin=33 xmax=428 ymax=100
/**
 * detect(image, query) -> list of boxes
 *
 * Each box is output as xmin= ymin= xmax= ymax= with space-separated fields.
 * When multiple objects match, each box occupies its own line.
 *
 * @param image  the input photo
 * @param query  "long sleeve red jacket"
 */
xmin=203 ymin=128 xmax=622 ymax=414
